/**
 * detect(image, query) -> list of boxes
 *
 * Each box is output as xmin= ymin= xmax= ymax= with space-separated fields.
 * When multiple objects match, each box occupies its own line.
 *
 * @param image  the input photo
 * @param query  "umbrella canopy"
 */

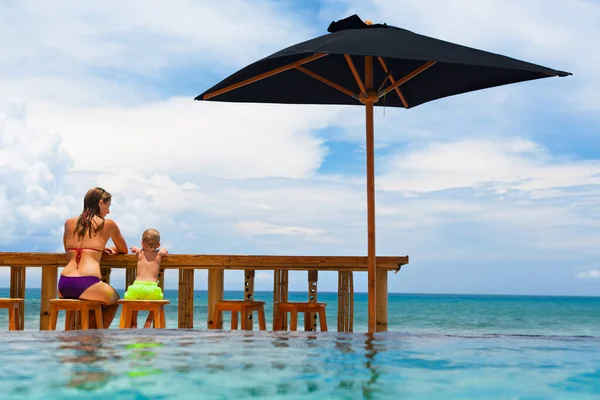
xmin=195 ymin=14 xmax=571 ymax=333
xmin=197 ymin=14 xmax=570 ymax=108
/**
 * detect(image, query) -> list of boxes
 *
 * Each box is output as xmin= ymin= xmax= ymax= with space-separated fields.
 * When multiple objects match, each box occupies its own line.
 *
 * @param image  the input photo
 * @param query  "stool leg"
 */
xmin=49 ymin=306 xmax=58 ymax=330
xmin=95 ymin=306 xmax=104 ymax=329
xmin=119 ymin=307 xmax=127 ymax=329
xmin=8 ymin=306 xmax=16 ymax=331
xmin=290 ymin=311 xmax=298 ymax=331
xmin=258 ymin=307 xmax=266 ymax=331
xmin=145 ymin=309 xmax=155 ymax=329
xmin=155 ymin=306 xmax=164 ymax=328
xmin=231 ymin=311 xmax=238 ymax=330
xmin=81 ymin=307 xmax=90 ymax=330
xmin=319 ymin=309 xmax=327 ymax=332
xmin=124 ymin=309 xmax=133 ymax=329
xmin=65 ymin=310 xmax=74 ymax=331
xmin=160 ymin=306 xmax=166 ymax=328
xmin=130 ymin=311 xmax=139 ymax=328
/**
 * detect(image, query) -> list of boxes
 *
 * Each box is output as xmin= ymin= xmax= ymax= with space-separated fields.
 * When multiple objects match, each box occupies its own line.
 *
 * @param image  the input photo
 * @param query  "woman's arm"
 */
xmin=106 ymin=220 xmax=128 ymax=254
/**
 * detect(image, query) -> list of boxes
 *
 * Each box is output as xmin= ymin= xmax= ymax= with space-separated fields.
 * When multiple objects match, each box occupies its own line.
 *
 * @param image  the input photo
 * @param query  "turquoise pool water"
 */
xmin=2 ymin=330 xmax=600 ymax=399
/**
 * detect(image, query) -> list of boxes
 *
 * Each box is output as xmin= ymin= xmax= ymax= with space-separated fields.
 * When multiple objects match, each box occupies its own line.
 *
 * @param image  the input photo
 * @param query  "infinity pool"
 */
xmin=2 ymin=330 xmax=600 ymax=399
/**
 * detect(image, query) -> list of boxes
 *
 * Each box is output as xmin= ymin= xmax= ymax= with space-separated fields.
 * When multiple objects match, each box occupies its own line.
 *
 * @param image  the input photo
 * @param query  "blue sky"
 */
xmin=1 ymin=0 xmax=599 ymax=295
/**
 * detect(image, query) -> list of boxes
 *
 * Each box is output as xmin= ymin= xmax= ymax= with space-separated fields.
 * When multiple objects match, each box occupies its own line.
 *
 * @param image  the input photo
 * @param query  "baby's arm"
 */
xmin=130 ymin=246 xmax=141 ymax=254
xmin=157 ymin=248 xmax=168 ymax=262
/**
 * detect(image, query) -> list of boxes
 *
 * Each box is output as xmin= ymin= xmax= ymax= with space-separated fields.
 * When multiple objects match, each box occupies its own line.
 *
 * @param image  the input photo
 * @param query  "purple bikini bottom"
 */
xmin=58 ymin=276 xmax=101 ymax=299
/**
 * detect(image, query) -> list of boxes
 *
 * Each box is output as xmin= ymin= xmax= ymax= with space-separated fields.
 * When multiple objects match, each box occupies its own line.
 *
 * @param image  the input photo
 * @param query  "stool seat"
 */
xmin=118 ymin=300 xmax=169 ymax=329
xmin=213 ymin=300 xmax=266 ymax=331
xmin=275 ymin=302 xmax=327 ymax=332
xmin=0 ymin=298 xmax=24 ymax=331
xmin=49 ymin=299 xmax=104 ymax=330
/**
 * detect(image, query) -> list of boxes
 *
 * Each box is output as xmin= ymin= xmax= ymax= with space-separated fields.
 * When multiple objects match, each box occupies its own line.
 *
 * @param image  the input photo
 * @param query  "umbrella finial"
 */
xmin=365 ymin=20 xmax=373 ymax=25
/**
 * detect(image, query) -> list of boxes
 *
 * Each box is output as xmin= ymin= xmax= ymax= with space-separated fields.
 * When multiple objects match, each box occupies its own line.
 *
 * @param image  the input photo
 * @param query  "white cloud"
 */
xmin=576 ymin=270 xmax=600 ymax=279
xmin=236 ymin=221 xmax=327 ymax=236
xmin=25 ymin=99 xmax=337 ymax=179
xmin=0 ymin=102 xmax=74 ymax=244
xmin=379 ymin=138 xmax=600 ymax=193
xmin=0 ymin=1 xmax=316 ymax=75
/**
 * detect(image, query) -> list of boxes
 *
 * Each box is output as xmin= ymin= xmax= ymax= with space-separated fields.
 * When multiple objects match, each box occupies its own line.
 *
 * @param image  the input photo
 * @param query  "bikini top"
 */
xmin=66 ymin=247 xmax=104 ymax=266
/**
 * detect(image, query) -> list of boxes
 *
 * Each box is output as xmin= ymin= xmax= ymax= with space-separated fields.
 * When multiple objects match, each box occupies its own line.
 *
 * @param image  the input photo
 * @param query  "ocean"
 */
xmin=2 ymin=288 xmax=599 ymax=335
xmin=1 ymin=289 xmax=600 ymax=398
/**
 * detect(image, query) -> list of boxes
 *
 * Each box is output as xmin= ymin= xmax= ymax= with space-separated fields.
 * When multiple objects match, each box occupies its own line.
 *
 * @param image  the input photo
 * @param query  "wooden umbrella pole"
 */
xmin=364 ymin=55 xmax=377 ymax=333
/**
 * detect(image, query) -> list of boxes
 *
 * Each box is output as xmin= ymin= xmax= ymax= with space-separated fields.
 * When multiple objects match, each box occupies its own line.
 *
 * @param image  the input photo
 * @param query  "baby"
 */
xmin=124 ymin=228 xmax=168 ymax=328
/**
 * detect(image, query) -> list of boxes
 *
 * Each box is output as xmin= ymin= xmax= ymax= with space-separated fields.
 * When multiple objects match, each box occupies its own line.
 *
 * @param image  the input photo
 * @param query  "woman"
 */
xmin=59 ymin=187 xmax=128 ymax=328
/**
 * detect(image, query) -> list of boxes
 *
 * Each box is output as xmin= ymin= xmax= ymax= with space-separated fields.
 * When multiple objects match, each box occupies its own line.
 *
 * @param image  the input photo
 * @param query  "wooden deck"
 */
xmin=0 ymin=252 xmax=409 ymax=332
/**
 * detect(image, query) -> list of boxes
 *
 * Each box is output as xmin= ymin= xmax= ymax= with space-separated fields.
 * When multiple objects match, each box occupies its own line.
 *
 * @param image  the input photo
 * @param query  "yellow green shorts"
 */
xmin=124 ymin=280 xmax=164 ymax=300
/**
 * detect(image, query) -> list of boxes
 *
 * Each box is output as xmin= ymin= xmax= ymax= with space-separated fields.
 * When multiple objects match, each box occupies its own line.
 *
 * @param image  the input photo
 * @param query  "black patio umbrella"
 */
xmin=195 ymin=14 xmax=571 ymax=333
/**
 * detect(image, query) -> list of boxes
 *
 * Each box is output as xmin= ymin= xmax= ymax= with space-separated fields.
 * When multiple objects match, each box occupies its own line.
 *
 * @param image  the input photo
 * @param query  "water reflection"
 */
xmin=124 ymin=337 xmax=164 ymax=378
xmin=362 ymin=333 xmax=382 ymax=399
xmin=57 ymin=333 xmax=115 ymax=391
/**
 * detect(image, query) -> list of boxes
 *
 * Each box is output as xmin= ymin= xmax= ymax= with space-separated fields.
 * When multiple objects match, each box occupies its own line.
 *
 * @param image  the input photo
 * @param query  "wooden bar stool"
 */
xmin=48 ymin=299 xmax=104 ymax=330
xmin=275 ymin=302 xmax=328 ymax=332
xmin=118 ymin=300 xmax=169 ymax=329
xmin=213 ymin=300 xmax=267 ymax=331
xmin=0 ymin=298 xmax=24 ymax=331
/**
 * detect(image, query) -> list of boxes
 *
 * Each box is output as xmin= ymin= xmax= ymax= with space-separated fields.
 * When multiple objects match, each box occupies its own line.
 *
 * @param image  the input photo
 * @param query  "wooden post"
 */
xmin=125 ymin=267 xmax=137 ymax=289
xmin=337 ymin=271 xmax=354 ymax=332
xmin=305 ymin=270 xmax=318 ymax=331
xmin=364 ymin=55 xmax=377 ymax=333
xmin=10 ymin=266 xmax=26 ymax=330
xmin=100 ymin=267 xmax=111 ymax=284
xmin=375 ymin=268 xmax=388 ymax=332
xmin=158 ymin=268 xmax=165 ymax=291
xmin=207 ymin=269 xmax=224 ymax=329
xmin=178 ymin=268 xmax=194 ymax=329
xmin=244 ymin=270 xmax=255 ymax=330
xmin=39 ymin=266 xmax=57 ymax=330
xmin=273 ymin=269 xmax=288 ymax=330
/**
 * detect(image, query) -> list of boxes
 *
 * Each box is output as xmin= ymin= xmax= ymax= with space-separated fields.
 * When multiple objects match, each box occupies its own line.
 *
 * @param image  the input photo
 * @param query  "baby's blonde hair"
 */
xmin=142 ymin=228 xmax=161 ymax=249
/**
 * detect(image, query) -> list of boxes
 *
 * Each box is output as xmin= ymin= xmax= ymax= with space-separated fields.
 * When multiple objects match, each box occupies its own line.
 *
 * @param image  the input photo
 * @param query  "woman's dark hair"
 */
xmin=73 ymin=187 xmax=112 ymax=240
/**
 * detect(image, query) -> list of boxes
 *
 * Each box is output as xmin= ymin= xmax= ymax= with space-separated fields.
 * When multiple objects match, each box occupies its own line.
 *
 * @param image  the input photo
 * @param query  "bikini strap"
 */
xmin=67 ymin=247 xmax=103 ymax=266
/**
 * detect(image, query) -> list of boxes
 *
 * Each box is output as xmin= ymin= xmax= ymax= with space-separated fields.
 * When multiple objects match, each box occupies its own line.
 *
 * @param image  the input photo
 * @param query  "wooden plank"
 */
xmin=10 ymin=266 xmax=26 ymax=330
xmin=39 ymin=266 xmax=57 ymax=330
xmin=0 ymin=252 xmax=409 ymax=271
xmin=376 ymin=268 xmax=388 ymax=332
xmin=207 ymin=269 xmax=224 ymax=329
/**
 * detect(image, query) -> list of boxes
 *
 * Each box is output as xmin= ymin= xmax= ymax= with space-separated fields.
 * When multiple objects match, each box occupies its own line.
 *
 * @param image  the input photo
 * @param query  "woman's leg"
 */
xmin=80 ymin=282 xmax=120 ymax=329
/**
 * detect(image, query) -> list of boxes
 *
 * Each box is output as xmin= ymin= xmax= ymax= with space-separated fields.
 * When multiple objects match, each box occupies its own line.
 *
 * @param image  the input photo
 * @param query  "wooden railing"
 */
xmin=0 ymin=252 xmax=409 ymax=332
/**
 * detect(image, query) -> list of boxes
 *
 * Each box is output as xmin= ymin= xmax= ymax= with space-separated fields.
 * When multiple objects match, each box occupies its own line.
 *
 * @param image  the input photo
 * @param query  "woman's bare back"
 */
xmin=63 ymin=216 xmax=112 ymax=277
